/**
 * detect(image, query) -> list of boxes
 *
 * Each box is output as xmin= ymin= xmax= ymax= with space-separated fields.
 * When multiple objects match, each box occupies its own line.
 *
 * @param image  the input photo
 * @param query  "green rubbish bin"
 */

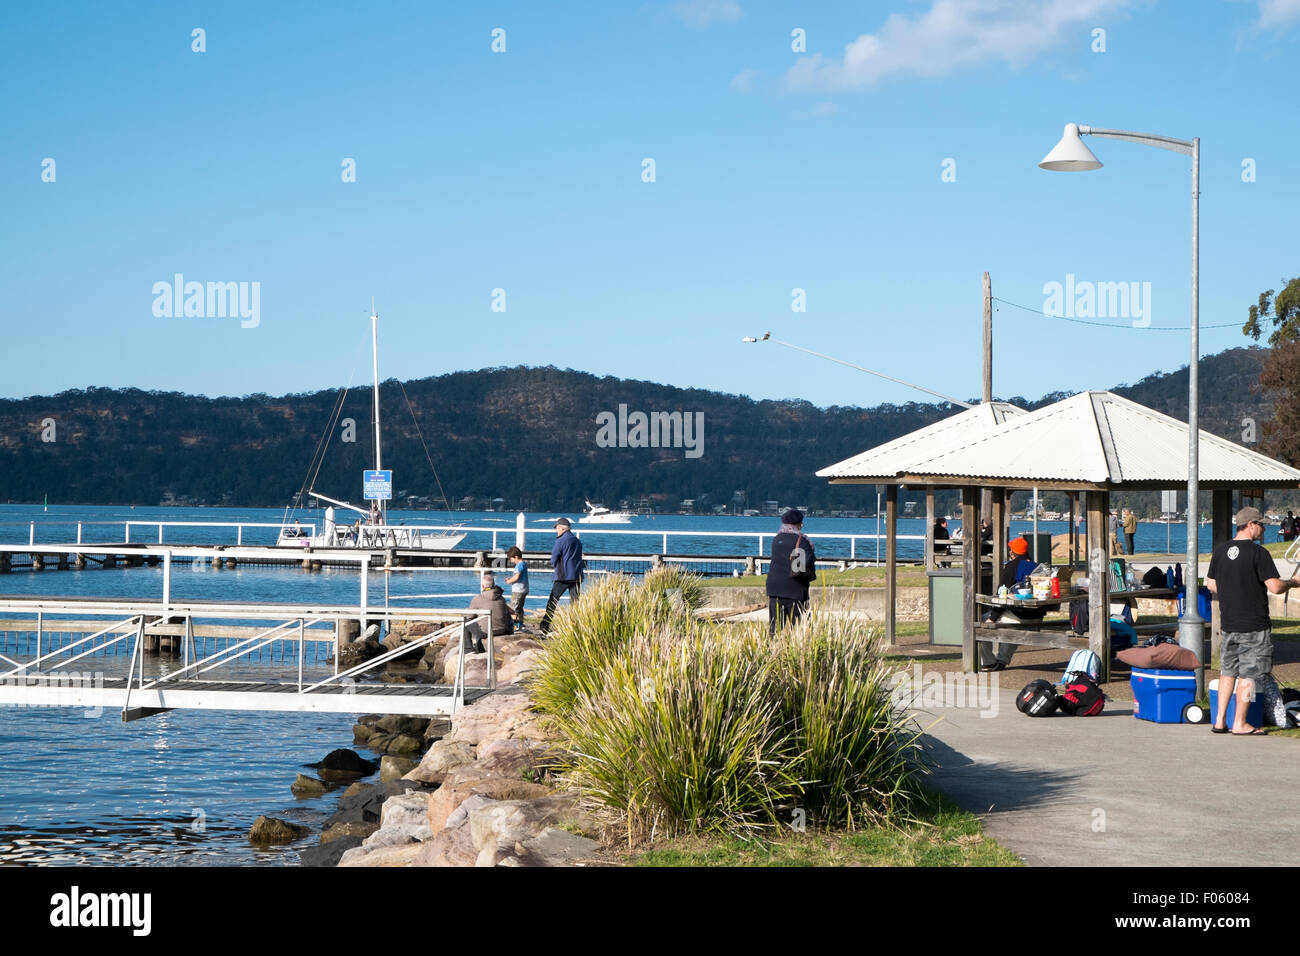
xmin=928 ymin=567 xmax=993 ymax=646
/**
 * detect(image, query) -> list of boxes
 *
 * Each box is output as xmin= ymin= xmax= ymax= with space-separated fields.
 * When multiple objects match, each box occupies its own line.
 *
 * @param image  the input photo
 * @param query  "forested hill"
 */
xmin=0 ymin=348 xmax=1273 ymax=511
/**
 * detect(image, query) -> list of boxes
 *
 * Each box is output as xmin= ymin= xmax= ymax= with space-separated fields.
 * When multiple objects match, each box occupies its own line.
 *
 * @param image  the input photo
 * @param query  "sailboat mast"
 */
xmin=370 ymin=301 xmax=383 ymax=520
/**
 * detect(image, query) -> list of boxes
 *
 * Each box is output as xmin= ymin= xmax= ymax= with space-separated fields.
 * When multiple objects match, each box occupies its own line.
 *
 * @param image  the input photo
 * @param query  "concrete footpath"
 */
xmin=917 ymin=687 xmax=1300 ymax=866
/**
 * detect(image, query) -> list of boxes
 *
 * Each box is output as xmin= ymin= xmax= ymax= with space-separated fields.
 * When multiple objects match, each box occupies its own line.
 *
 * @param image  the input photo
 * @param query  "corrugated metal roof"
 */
xmin=889 ymin=391 xmax=1300 ymax=486
xmin=815 ymin=401 xmax=1025 ymax=481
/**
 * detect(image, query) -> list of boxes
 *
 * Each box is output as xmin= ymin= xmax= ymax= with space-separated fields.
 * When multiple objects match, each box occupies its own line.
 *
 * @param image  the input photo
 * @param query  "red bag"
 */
xmin=1057 ymin=675 xmax=1105 ymax=716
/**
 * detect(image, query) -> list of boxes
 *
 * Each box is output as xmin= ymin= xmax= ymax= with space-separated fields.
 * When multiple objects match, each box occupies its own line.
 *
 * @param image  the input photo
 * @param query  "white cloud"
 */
xmin=784 ymin=0 xmax=1128 ymax=91
xmin=812 ymin=101 xmax=837 ymax=115
xmin=673 ymin=0 xmax=742 ymax=28
xmin=730 ymin=68 xmax=759 ymax=90
xmin=1259 ymin=0 xmax=1300 ymax=27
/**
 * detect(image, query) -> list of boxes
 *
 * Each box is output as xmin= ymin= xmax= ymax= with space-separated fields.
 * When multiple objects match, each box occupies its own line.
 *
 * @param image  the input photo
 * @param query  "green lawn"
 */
xmin=630 ymin=793 xmax=1019 ymax=867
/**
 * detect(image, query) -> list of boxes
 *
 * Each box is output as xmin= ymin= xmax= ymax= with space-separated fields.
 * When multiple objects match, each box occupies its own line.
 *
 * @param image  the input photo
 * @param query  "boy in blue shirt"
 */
xmin=505 ymin=546 xmax=528 ymax=627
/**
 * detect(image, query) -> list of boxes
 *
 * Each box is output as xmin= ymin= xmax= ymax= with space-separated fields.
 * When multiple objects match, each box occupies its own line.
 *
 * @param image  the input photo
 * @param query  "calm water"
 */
xmin=0 ymin=503 xmax=1223 ymax=865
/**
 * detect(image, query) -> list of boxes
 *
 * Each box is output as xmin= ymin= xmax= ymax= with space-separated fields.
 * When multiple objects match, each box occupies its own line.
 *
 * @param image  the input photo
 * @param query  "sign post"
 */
xmin=364 ymin=470 xmax=393 ymax=502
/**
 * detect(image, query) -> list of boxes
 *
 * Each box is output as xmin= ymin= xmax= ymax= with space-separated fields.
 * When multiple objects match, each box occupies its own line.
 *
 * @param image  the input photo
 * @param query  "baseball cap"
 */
xmin=1234 ymin=506 xmax=1266 ymax=526
xmin=554 ymin=517 xmax=571 ymax=528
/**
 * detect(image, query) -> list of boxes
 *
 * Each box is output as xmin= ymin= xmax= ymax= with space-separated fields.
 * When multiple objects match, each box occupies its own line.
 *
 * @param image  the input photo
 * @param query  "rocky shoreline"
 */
xmin=247 ymin=621 xmax=605 ymax=867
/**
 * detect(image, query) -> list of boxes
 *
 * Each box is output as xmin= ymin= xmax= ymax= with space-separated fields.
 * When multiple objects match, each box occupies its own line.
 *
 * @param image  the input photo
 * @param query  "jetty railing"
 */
xmin=1 ymin=519 xmax=926 ymax=562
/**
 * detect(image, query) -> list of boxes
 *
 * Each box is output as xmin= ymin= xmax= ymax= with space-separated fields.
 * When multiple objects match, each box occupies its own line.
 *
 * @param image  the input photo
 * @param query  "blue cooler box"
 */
xmin=1208 ymin=680 xmax=1264 ymax=728
xmin=1131 ymin=668 xmax=1197 ymax=723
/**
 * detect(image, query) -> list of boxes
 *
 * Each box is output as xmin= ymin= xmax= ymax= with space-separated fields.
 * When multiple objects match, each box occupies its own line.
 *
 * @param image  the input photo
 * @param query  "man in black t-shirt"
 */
xmin=1205 ymin=506 xmax=1300 ymax=734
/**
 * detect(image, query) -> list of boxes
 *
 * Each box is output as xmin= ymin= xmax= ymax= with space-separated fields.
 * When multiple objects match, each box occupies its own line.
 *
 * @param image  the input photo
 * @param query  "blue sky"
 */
xmin=3 ymin=0 xmax=1299 ymax=408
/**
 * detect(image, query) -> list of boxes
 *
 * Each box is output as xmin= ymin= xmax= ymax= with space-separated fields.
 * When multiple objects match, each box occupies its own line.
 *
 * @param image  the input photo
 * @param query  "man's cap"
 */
xmin=555 ymin=517 xmax=571 ymax=528
xmin=1234 ymin=506 xmax=1266 ymax=526
xmin=781 ymin=509 xmax=804 ymax=525
xmin=1009 ymin=537 xmax=1029 ymax=556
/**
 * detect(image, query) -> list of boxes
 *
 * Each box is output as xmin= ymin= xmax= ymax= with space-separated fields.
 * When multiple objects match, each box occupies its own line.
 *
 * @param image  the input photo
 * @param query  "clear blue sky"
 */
xmin=3 ymin=0 xmax=1298 ymax=408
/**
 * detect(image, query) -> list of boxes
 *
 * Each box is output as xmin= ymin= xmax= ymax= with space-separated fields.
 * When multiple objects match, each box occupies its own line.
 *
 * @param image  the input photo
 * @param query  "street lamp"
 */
xmin=1039 ymin=121 xmax=1203 ymax=663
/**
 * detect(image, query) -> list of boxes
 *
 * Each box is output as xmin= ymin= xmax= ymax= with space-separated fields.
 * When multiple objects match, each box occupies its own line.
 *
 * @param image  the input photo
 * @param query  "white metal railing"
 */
xmin=1 ymin=519 xmax=929 ymax=557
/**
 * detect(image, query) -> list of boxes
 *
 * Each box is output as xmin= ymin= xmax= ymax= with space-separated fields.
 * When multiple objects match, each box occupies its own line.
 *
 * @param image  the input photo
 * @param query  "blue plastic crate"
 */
xmin=1131 ymin=667 xmax=1197 ymax=723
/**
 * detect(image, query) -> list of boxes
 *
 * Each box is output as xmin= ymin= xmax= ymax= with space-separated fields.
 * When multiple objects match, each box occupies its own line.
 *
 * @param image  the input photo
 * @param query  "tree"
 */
xmin=1244 ymin=276 xmax=1300 ymax=463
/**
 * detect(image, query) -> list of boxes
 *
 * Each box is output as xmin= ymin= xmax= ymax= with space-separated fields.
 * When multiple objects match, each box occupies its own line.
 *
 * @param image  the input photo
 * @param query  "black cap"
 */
xmin=781 ymin=509 xmax=804 ymax=525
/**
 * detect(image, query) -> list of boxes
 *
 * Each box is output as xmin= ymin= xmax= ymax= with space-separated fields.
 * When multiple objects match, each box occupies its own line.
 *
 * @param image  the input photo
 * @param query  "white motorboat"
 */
xmin=579 ymin=500 xmax=634 ymax=524
xmin=276 ymin=304 xmax=466 ymax=552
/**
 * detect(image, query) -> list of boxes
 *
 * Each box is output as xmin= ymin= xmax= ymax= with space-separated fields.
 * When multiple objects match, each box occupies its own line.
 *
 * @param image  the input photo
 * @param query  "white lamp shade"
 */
xmin=1039 ymin=122 xmax=1102 ymax=171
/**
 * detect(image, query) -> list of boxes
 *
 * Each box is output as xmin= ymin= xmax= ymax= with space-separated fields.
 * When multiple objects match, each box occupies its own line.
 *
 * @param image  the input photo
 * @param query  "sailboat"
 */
xmin=276 ymin=305 xmax=466 ymax=552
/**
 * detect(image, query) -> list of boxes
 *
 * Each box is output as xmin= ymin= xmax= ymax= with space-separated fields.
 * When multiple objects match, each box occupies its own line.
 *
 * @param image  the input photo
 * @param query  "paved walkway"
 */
xmin=917 ymin=686 xmax=1300 ymax=866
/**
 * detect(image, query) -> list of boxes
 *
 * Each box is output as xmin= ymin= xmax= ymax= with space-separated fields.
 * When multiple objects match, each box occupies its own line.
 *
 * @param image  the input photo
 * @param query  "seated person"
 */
xmin=465 ymin=572 xmax=515 ymax=653
xmin=980 ymin=537 xmax=1044 ymax=671
xmin=933 ymin=517 xmax=952 ymax=566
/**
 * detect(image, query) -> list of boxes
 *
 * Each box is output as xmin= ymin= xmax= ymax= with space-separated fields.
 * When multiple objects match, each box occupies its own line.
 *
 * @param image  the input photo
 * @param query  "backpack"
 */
xmin=1058 ymin=674 xmax=1105 ymax=716
xmin=1016 ymin=680 xmax=1059 ymax=717
xmin=1069 ymin=596 xmax=1089 ymax=634
xmin=1063 ymin=649 xmax=1101 ymax=683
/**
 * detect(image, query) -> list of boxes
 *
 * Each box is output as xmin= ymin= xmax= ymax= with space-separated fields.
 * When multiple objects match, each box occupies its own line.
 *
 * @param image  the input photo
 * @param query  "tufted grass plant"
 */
xmin=529 ymin=570 xmax=926 ymax=838
xmin=528 ymin=573 xmax=693 ymax=719
xmin=772 ymin=615 xmax=927 ymax=828
xmin=640 ymin=565 xmax=706 ymax=613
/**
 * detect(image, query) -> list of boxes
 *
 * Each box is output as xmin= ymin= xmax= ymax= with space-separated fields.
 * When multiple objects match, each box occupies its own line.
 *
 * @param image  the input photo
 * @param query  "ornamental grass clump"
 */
xmin=556 ymin=623 xmax=800 ymax=838
xmin=771 ymin=616 xmax=926 ymax=828
xmin=529 ymin=573 xmax=692 ymax=719
xmin=640 ymin=564 xmax=706 ymax=613
xmin=529 ymin=572 xmax=927 ymax=838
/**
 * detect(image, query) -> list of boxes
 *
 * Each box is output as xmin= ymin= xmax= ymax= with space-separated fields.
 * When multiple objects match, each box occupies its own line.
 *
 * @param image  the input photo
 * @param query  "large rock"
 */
xmin=337 ymin=842 xmax=424 ymax=867
xmin=361 ymin=823 xmax=432 ymax=849
xmin=442 ymin=647 xmax=491 ymax=687
xmin=314 ymin=748 xmax=378 ymax=781
xmin=248 ymin=816 xmax=310 ymax=845
xmin=299 ymin=835 xmax=364 ymax=867
xmin=380 ymin=791 xmax=430 ymax=828
xmin=291 ymin=773 xmax=330 ymax=797
xmin=424 ymin=718 xmax=452 ymax=743
xmin=352 ymin=723 xmax=377 ymax=746
xmin=324 ymin=779 xmax=429 ymax=828
xmin=375 ymin=715 xmax=430 ymax=737
xmin=338 ymin=637 xmax=383 ymax=669
xmin=426 ymin=763 xmax=551 ymax=831
xmin=364 ymin=732 xmax=423 ymax=756
xmin=320 ymin=821 xmax=380 ymax=844
xmin=403 ymin=739 xmax=477 ymax=785
xmin=498 ymin=648 xmax=544 ymax=685
xmin=380 ymin=754 xmax=420 ymax=782
xmin=476 ymin=737 xmax=559 ymax=781
xmin=503 ymin=827 xmax=602 ymax=867
xmin=445 ymin=687 xmax=550 ymax=747
xmin=410 ymin=817 xmax=478 ymax=867
xmin=468 ymin=793 xmax=594 ymax=862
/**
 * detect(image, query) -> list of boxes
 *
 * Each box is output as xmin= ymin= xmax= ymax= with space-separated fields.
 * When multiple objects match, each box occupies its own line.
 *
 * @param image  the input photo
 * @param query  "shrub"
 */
xmin=530 ymin=574 xmax=926 ymax=838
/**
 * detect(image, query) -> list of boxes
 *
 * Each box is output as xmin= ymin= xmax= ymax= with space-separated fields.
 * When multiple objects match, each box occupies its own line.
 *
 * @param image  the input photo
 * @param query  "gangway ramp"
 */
xmin=0 ymin=595 xmax=494 ymax=721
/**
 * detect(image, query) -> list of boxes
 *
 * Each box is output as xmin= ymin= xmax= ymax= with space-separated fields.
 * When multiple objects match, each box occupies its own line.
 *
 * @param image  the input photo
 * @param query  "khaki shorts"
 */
xmin=1220 ymin=629 xmax=1272 ymax=681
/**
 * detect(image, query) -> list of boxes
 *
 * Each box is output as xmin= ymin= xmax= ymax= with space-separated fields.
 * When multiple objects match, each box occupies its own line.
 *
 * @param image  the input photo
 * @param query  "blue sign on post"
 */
xmin=363 ymin=470 xmax=393 ymax=501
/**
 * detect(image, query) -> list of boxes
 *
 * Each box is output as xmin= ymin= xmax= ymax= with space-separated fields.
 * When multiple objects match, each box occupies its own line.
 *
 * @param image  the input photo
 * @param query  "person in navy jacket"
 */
xmin=765 ymin=509 xmax=816 ymax=635
xmin=540 ymin=517 xmax=584 ymax=634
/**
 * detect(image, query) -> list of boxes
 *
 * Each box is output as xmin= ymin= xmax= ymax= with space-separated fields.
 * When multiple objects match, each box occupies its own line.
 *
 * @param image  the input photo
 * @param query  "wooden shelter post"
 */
xmin=1085 ymin=490 xmax=1111 ymax=681
xmin=885 ymin=485 xmax=898 ymax=645
xmin=991 ymin=488 xmax=1006 ymax=574
xmin=1068 ymin=493 xmax=1076 ymax=564
xmin=961 ymin=487 xmax=980 ymax=673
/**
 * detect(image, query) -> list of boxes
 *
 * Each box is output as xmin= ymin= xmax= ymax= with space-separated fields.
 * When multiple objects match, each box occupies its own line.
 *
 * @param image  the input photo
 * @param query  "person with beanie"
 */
xmin=765 ymin=509 xmax=816 ymax=635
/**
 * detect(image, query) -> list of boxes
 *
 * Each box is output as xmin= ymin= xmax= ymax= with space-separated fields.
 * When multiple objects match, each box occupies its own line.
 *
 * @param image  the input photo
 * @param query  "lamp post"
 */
xmin=1039 ymin=122 xmax=1203 ymax=669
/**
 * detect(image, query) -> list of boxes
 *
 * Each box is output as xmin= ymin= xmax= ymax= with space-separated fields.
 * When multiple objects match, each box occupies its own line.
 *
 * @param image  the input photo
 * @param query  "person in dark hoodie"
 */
xmin=540 ymin=517 xmax=584 ymax=634
xmin=465 ymin=572 xmax=514 ymax=652
xmin=765 ymin=509 xmax=817 ymax=635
